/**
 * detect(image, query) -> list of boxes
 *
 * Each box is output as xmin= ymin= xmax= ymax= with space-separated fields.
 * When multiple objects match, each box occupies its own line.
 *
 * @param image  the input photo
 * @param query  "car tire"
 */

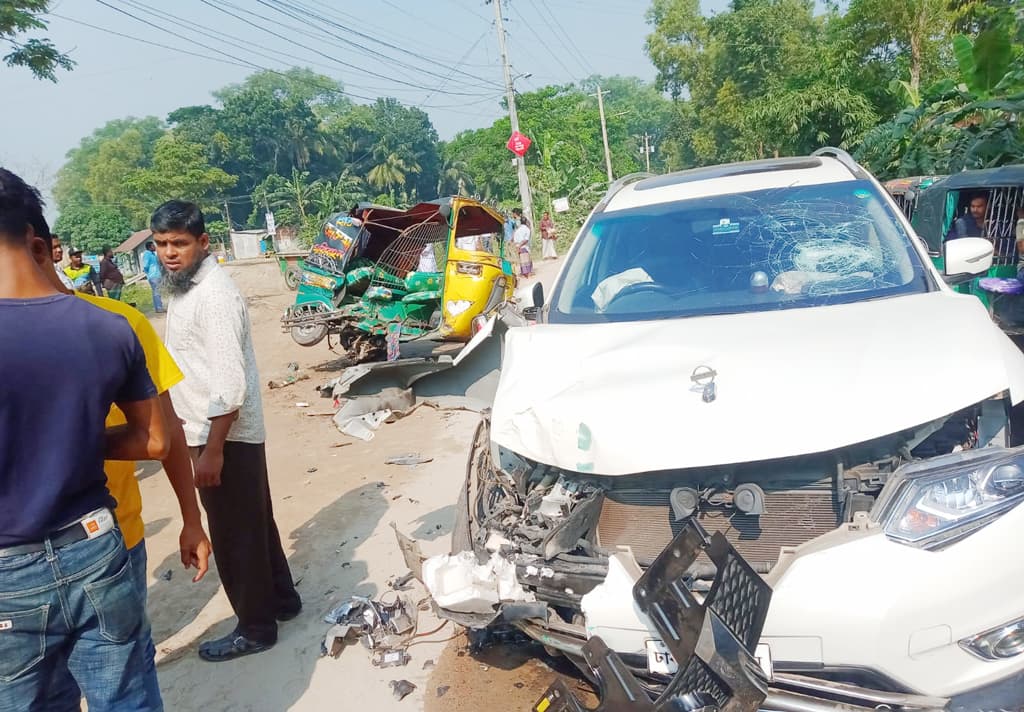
xmin=290 ymin=323 xmax=327 ymax=347
xmin=284 ymin=266 xmax=302 ymax=291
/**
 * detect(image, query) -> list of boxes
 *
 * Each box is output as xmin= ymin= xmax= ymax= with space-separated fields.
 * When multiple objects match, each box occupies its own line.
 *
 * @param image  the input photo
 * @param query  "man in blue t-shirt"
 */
xmin=0 ymin=168 xmax=170 ymax=711
xmin=141 ymin=240 xmax=164 ymax=312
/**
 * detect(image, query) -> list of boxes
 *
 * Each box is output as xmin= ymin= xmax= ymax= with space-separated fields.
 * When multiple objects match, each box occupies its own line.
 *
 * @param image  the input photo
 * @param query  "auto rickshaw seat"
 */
xmin=404 ymin=271 xmax=442 ymax=292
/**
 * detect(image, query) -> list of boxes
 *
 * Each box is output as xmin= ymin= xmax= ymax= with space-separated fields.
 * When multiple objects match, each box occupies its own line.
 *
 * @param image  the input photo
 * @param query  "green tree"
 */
xmin=124 ymin=134 xmax=237 ymax=215
xmin=53 ymin=117 xmax=165 ymax=214
xmin=2 ymin=1 xmax=73 ymax=81
xmin=53 ymin=205 xmax=132 ymax=255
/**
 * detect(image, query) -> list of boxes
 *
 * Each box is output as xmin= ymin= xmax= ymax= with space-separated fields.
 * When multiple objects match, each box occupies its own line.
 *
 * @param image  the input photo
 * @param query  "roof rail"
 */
xmin=812 ymin=147 xmax=865 ymax=178
xmin=593 ymin=172 xmax=653 ymax=213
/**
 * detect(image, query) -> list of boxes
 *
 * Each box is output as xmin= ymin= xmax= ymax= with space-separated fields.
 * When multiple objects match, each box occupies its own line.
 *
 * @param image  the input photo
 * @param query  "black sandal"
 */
xmin=198 ymin=631 xmax=274 ymax=662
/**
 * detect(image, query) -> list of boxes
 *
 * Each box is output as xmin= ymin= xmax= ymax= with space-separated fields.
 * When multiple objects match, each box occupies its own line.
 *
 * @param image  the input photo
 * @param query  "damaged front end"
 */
xmin=413 ymin=394 xmax=1016 ymax=707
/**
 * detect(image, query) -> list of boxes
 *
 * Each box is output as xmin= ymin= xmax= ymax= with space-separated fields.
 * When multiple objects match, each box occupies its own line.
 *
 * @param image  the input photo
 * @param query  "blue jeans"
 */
xmin=0 ymin=529 xmax=161 ymax=712
xmin=148 ymin=278 xmax=163 ymax=312
xmin=44 ymin=541 xmax=161 ymax=711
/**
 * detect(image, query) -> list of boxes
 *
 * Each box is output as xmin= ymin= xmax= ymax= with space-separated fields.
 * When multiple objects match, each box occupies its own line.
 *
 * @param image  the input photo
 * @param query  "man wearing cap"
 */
xmin=64 ymin=246 xmax=101 ymax=295
xmin=0 ymin=167 xmax=169 ymax=710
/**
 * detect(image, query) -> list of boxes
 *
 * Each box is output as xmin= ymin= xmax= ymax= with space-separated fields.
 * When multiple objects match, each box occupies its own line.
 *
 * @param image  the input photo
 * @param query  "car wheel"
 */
xmin=284 ymin=266 xmax=302 ymax=291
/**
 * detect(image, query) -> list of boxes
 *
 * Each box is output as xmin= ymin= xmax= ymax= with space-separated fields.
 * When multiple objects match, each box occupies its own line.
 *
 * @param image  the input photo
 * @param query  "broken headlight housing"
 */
xmin=872 ymin=448 xmax=1024 ymax=550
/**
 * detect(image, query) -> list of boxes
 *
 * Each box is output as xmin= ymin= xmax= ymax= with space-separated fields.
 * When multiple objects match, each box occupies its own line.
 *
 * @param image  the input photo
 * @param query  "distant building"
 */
xmin=114 ymin=229 xmax=153 ymax=276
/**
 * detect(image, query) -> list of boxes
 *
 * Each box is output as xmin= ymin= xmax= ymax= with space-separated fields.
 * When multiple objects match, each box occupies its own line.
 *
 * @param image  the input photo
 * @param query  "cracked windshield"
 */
xmin=554 ymin=180 xmax=929 ymax=321
xmin=2 ymin=0 xmax=1024 ymax=711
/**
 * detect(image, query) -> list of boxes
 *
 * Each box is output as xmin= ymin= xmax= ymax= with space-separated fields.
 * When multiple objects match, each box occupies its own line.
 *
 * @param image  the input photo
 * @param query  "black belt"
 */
xmin=0 ymin=523 xmax=96 ymax=558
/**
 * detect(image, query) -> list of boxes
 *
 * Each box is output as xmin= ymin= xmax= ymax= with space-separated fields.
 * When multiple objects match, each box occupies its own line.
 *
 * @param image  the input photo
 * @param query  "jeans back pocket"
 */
xmin=0 ymin=604 xmax=49 ymax=683
xmin=83 ymin=557 xmax=142 ymax=644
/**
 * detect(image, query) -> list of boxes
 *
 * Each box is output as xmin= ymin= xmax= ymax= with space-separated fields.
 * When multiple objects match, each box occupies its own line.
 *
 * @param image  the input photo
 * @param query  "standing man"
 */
xmin=99 ymin=246 xmax=126 ymax=300
xmin=51 ymin=233 xmax=75 ymax=290
xmin=152 ymin=200 xmax=301 ymax=662
xmin=945 ymin=193 xmax=989 ymax=240
xmin=142 ymin=241 xmax=164 ymax=312
xmin=64 ymin=247 xmax=101 ymax=295
xmin=28 ymin=241 xmax=212 ymax=710
xmin=0 ymin=168 xmax=168 ymax=710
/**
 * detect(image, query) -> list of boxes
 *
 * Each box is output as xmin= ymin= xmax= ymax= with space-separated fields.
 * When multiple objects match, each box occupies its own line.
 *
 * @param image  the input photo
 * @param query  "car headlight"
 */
xmin=961 ymin=616 xmax=1024 ymax=660
xmin=872 ymin=448 xmax=1024 ymax=549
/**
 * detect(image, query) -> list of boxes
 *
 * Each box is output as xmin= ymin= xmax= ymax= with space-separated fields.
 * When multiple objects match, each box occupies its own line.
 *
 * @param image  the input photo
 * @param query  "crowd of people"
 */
xmin=0 ymin=168 xmax=299 ymax=711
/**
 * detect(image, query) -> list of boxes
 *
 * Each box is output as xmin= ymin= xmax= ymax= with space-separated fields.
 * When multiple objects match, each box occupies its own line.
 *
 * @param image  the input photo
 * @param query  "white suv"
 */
xmin=441 ymin=149 xmax=1024 ymax=709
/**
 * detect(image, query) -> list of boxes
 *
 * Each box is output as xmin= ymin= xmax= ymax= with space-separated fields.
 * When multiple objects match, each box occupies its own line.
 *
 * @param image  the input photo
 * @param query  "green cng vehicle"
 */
xmin=281 ymin=198 xmax=516 ymax=361
xmin=882 ymin=175 xmax=945 ymax=223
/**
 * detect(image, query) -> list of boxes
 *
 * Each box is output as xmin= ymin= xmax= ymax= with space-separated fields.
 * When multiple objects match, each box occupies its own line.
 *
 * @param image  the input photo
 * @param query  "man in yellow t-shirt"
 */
xmin=34 ymin=252 xmax=212 ymax=709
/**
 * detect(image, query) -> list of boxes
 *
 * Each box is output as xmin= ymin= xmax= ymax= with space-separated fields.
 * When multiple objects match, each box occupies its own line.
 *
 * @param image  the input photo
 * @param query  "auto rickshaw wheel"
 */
xmin=284 ymin=266 xmax=302 ymax=291
xmin=290 ymin=323 xmax=328 ymax=347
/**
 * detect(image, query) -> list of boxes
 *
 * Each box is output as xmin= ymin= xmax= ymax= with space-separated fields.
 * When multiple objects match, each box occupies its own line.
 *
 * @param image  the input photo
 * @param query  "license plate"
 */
xmin=645 ymin=639 xmax=678 ymax=675
xmin=646 ymin=640 xmax=773 ymax=681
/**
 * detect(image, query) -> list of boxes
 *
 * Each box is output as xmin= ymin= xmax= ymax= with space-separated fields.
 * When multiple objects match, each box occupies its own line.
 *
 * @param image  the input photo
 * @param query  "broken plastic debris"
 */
xmin=332 ymin=388 xmax=417 ymax=441
xmin=422 ymin=551 xmax=534 ymax=614
xmin=295 ymin=402 xmax=310 ymax=408
xmin=436 ymin=685 xmax=450 ymax=698
xmin=372 ymin=648 xmax=411 ymax=668
xmin=385 ymin=453 xmax=434 ymax=466
xmin=389 ymin=679 xmax=416 ymax=701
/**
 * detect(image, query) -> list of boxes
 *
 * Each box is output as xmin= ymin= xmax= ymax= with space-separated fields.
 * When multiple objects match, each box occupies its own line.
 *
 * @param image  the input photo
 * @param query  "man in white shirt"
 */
xmin=150 ymin=200 xmax=300 ymax=662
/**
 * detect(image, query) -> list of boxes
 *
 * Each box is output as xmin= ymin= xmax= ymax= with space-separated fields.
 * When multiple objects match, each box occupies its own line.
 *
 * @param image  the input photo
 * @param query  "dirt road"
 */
xmin=135 ymin=257 xmax=576 ymax=710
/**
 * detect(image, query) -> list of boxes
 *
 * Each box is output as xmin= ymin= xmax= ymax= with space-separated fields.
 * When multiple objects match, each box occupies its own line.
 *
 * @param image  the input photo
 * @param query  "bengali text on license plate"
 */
xmin=646 ymin=640 xmax=773 ymax=681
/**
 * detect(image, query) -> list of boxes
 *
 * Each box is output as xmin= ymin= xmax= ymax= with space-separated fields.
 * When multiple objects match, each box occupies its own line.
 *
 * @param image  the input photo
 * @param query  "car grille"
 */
xmin=596 ymin=490 xmax=841 ymax=565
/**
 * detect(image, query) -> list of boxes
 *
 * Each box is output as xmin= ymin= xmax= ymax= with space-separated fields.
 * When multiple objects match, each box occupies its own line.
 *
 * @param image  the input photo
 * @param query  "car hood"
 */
xmin=491 ymin=292 xmax=1024 ymax=475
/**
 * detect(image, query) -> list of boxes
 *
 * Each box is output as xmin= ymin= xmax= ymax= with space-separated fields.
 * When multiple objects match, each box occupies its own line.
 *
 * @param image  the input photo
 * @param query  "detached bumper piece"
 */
xmin=532 ymin=519 xmax=771 ymax=712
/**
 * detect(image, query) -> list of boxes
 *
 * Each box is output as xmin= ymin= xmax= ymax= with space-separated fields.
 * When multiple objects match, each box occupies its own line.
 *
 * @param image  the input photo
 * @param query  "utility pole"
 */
xmin=593 ymin=85 xmax=613 ymax=183
xmin=490 ymin=0 xmax=534 ymax=225
xmin=642 ymin=132 xmax=653 ymax=173
xmin=223 ymin=199 xmax=233 ymax=251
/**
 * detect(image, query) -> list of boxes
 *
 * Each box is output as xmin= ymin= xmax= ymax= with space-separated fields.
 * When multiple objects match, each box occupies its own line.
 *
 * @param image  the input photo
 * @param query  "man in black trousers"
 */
xmin=151 ymin=200 xmax=301 ymax=661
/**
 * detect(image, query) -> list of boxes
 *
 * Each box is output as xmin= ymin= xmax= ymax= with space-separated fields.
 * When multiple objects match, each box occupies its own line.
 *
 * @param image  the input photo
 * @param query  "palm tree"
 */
xmin=368 ymin=152 xmax=421 ymax=201
xmin=437 ymin=157 xmax=474 ymax=196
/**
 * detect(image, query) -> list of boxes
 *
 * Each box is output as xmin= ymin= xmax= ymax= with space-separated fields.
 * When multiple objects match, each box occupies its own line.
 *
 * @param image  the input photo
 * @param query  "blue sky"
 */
xmin=1 ymin=0 xmax=735 ymax=196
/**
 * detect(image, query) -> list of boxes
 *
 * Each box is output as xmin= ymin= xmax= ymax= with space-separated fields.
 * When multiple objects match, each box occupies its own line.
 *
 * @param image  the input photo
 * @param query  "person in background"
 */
xmin=152 ymin=200 xmax=301 ymax=662
xmin=99 ymin=246 xmax=126 ymax=300
xmin=540 ymin=211 xmax=558 ymax=260
xmin=512 ymin=207 xmax=533 ymax=278
xmin=51 ymin=233 xmax=75 ymax=290
xmin=945 ymin=193 xmax=989 ymax=241
xmin=29 ymin=239 xmax=212 ymax=710
xmin=64 ymin=247 xmax=101 ymax=295
xmin=0 ymin=167 xmax=168 ymax=711
xmin=142 ymin=241 xmax=165 ymax=313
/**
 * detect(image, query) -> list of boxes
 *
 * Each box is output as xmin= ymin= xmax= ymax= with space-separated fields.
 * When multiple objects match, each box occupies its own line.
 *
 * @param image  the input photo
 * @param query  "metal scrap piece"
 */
xmin=389 ymin=679 xmax=416 ymax=701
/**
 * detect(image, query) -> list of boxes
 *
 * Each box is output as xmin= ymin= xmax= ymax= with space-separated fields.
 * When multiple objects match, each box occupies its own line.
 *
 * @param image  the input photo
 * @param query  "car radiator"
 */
xmin=596 ymin=489 xmax=841 ymax=565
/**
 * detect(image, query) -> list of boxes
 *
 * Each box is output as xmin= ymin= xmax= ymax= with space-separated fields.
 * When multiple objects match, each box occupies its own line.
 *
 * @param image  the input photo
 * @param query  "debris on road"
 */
xmin=372 ymin=648 xmax=411 ymax=668
xmin=385 ymin=453 xmax=433 ymax=466
xmin=267 ymin=363 xmax=309 ymax=389
xmin=332 ymin=388 xmax=416 ymax=441
xmin=389 ymin=679 xmax=416 ymax=701
xmin=321 ymin=594 xmax=417 ymax=659
xmin=436 ymin=685 xmax=450 ymax=698
xmin=294 ymin=401 xmax=310 ymax=408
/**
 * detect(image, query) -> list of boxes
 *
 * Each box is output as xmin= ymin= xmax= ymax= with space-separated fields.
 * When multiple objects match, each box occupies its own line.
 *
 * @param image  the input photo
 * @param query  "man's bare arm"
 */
xmin=160 ymin=393 xmax=211 ymax=582
xmin=106 ymin=396 xmax=169 ymax=461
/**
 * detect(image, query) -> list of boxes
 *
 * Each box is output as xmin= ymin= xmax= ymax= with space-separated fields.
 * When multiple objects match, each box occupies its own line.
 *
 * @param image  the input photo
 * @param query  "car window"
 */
xmin=551 ymin=180 xmax=931 ymax=323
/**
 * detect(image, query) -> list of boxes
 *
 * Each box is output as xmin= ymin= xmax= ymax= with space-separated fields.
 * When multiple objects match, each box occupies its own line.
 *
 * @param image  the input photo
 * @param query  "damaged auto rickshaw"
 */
xmin=281 ymin=197 xmax=517 ymax=360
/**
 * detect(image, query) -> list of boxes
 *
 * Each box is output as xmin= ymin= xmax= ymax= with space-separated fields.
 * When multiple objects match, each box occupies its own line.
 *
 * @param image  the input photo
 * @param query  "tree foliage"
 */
xmin=1 ymin=1 xmax=73 ymax=81
xmin=52 ymin=204 xmax=132 ymax=255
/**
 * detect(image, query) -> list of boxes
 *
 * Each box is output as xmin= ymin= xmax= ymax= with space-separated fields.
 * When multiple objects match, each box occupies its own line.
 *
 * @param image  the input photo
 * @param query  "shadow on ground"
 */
xmin=153 ymin=481 xmax=390 ymax=710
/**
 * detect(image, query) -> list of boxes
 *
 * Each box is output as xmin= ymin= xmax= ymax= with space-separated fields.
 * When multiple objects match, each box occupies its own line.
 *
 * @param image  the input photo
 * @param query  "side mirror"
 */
xmin=943 ymin=237 xmax=993 ymax=285
xmin=532 ymin=281 xmax=544 ymax=309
